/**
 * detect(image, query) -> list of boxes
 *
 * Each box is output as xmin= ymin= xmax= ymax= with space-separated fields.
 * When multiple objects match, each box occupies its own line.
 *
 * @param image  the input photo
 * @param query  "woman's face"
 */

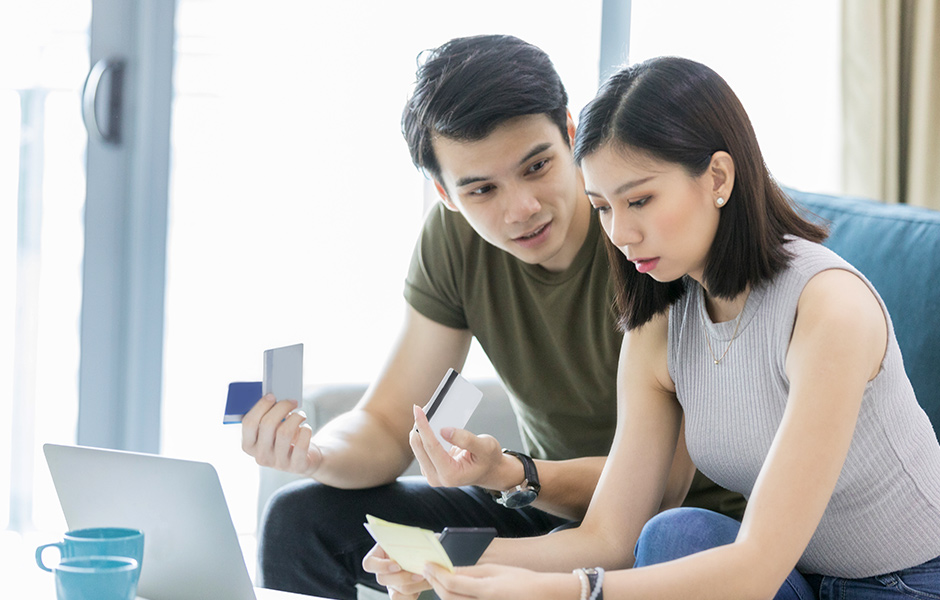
xmin=581 ymin=145 xmax=727 ymax=286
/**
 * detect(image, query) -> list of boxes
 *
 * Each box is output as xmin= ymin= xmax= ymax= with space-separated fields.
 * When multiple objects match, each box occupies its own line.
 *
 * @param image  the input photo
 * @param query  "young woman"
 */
xmin=373 ymin=56 xmax=940 ymax=600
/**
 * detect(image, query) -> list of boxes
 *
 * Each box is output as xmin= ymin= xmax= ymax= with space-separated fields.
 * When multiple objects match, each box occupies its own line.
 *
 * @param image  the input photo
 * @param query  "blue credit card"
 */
xmin=223 ymin=381 xmax=263 ymax=424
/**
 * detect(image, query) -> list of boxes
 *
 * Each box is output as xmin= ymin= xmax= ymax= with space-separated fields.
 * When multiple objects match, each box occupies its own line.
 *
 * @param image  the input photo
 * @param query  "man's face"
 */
xmin=432 ymin=114 xmax=590 ymax=273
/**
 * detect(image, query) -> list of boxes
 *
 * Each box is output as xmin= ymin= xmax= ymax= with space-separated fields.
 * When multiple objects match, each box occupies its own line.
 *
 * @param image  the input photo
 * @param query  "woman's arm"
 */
xmin=480 ymin=310 xmax=684 ymax=571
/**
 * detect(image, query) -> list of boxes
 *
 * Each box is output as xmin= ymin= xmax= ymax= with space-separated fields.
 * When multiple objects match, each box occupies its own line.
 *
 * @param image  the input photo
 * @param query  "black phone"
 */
xmin=431 ymin=527 xmax=497 ymax=600
xmin=438 ymin=526 xmax=497 ymax=566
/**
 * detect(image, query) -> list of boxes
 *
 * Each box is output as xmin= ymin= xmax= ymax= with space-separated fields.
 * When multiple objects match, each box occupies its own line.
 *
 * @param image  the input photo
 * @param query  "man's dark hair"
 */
xmin=574 ymin=56 xmax=827 ymax=331
xmin=402 ymin=34 xmax=569 ymax=183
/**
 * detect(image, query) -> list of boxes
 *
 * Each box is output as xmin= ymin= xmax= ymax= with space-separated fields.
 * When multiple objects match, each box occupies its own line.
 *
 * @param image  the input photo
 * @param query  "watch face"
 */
xmin=501 ymin=489 xmax=538 ymax=509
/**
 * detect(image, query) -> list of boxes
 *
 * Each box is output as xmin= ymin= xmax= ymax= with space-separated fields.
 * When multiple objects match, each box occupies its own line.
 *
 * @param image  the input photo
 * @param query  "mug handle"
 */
xmin=35 ymin=542 xmax=64 ymax=572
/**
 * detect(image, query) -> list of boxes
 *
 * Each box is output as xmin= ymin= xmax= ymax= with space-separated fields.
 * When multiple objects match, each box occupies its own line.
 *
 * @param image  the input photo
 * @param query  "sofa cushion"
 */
xmin=787 ymin=188 xmax=940 ymax=436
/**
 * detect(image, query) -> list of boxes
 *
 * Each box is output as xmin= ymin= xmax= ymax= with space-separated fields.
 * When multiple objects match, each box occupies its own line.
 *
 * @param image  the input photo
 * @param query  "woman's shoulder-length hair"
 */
xmin=574 ymin=56 xmax=827 ymax=331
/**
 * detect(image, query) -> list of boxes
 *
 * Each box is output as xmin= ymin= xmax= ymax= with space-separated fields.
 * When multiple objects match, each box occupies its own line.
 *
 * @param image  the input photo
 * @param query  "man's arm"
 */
xmin=241 ymin=306 xmax=472 ymax=489
xmin=523 ymin=456 xmax=604 ymax=520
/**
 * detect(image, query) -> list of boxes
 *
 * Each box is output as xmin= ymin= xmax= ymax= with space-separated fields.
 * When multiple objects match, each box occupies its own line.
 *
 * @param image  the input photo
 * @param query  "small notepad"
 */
xmin=363 ymin=514 xmax=454 ymax=575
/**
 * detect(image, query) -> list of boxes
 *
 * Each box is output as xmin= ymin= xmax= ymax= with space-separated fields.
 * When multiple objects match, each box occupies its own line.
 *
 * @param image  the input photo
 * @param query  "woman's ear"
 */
xmin=709 ymin=151 xmax=735 ymax=203
xmin=434 ymin=180 xmax=459 ymax=212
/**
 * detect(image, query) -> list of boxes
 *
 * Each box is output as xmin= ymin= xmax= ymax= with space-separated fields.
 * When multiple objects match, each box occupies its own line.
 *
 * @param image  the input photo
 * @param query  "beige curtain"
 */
xmin=842 ymin=0 xmax=940 ymax=208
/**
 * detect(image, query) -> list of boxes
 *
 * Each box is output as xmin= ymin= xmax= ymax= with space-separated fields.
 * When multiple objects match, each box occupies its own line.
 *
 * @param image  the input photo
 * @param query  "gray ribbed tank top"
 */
xmin=667 ymin=237 xmax=940 ymax=577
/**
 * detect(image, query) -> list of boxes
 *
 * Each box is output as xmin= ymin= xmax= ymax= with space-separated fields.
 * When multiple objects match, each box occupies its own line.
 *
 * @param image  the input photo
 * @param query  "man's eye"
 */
xmin=528 ymin=159 xmax=548 ymax=173
xmin=470 ymin=185 xmax=494 ymax=196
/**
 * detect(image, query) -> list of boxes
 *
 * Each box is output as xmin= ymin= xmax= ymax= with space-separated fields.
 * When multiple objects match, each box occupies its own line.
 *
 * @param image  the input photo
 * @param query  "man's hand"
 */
xmin=410 ymin=405 xmax=522 ymax=490
xmin=241 ymin=394 xmax=323 ymax=477
xmin=362 ymin=543 xmax=431 ymax=600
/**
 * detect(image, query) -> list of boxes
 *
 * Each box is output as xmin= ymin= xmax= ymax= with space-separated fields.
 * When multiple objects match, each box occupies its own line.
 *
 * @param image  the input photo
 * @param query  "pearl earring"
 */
xmin=716 ymin=197 xmax=726 ymax=206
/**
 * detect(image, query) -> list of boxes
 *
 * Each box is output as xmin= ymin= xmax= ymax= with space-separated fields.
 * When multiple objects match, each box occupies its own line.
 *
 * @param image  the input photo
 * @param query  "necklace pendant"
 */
xmin=714 ymin=359 xmax=720 ymax=365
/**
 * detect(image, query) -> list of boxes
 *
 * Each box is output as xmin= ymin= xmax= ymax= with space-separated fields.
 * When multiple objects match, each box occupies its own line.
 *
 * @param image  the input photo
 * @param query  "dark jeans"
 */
xmin=257 ymin=476 xmax=569 ymax=600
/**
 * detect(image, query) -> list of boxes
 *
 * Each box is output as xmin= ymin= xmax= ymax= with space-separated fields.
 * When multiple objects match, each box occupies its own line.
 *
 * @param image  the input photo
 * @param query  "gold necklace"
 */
xmin=699 ymin=292 xmax=747 ymax=365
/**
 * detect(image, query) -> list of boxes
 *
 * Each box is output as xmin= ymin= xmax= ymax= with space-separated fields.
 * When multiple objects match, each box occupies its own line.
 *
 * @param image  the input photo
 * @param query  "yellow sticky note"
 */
xmin=364 ymin=514 xmax=455 ymax=575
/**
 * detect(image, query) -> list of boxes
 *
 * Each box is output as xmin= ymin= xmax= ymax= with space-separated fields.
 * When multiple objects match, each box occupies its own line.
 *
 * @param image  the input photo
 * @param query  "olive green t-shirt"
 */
xmin=405 ymin=203 xmax=620 ymax=460
xmin=404 ymin=203 xmax=746 ymax=519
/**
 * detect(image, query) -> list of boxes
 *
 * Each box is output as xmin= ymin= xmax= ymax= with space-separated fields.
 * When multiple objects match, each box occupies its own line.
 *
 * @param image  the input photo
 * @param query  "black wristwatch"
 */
xmin=492 ymin=449 xmax=540 ymax=509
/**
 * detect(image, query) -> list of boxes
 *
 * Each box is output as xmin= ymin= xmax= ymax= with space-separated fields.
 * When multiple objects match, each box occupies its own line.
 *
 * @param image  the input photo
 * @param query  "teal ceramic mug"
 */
xmin=52 ymin=556 xmax=139 ymax=600
xmin=36 ymin=527 xmax=144 ymax=586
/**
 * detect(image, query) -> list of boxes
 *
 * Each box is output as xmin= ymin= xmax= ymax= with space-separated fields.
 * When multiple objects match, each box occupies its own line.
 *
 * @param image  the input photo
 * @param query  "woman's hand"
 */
xmin=424 ymin=563 xmax=576 ymax=600
xmin=362 ymin=543 xmax=432 ymax=600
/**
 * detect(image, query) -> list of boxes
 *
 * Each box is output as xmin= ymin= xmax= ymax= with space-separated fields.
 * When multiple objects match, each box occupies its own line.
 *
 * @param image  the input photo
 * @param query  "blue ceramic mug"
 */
xmin=36 ymin=527 xmax=144 ymax=586
xmin=52 ymin=556 xmax=139 ymax=600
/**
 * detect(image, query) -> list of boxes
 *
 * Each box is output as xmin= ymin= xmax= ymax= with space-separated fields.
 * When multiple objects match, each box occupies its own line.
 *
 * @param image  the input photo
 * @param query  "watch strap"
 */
xmin=502 ymin=449 xmax=539 ymax=490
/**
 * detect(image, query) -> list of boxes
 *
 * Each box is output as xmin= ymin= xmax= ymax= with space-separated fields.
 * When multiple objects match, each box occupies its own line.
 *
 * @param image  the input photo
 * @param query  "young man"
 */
xmin=241 ymin=35 xmax=744 ymax=600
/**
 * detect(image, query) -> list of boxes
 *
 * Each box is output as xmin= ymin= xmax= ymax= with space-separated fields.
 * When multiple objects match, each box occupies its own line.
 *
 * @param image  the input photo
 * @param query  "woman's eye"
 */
xmin=591 ymin=205 xmax=610 ymax=215
xmin=628 ymin=196 xmax=651 ymax=208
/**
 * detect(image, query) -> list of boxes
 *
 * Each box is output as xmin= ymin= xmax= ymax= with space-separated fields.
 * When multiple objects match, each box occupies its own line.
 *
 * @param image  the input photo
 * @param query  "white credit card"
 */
xmin=421 ymin=368 xmax=482 ymax=451
xmin=263 ymin=343 xmax=304 ymax=405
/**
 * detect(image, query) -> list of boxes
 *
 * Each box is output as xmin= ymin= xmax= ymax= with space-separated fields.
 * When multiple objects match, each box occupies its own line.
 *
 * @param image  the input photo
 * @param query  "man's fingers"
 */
xmin=412 ymin=405 xmax=460 ymax=471
xmin=410 ymin=426 xmax=440 ymax=486
xmin=444 ymin=428 xmax=494 ymax=454
xmin=255 ymin=399 xmax=299 ymax=450
xmin=273 ymin=410 xmax=307 ymax=468
xmin=413 ymin=403 xmax=433 ymax=435
xmin=288 ymin=422 xmax=315 ymax=473
xmin=240 ymin=394 xmax=276 ymax=451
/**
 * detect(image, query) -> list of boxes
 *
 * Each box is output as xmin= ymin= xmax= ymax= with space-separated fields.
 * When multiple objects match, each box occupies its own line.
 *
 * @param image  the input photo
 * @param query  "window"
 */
xmin=0 ymin=1 xmax=89 ymax=535
xmin=165 ymin=0 xmax=606 ymax=535
xmin=628 ymin=0 xmax=842 ymax=195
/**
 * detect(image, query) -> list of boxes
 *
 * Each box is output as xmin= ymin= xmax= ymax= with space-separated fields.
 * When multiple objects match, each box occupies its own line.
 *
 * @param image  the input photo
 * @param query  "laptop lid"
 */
xmin=43 ymin=443 xmax=259 ymax=600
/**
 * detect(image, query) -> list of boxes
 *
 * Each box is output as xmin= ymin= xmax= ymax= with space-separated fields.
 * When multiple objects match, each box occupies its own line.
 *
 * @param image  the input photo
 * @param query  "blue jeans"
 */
xmin=804 ymin=557 xmax=940 ymax=599
xmin=635 ymin=508 xmax=940 ymax=599
xmin=634 ymin=507 xmax=815 ymax=599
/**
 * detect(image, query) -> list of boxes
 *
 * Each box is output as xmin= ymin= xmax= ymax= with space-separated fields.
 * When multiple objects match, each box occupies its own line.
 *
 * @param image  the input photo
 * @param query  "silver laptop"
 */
xmin=43 ymin=443 xmax=329 ymax=600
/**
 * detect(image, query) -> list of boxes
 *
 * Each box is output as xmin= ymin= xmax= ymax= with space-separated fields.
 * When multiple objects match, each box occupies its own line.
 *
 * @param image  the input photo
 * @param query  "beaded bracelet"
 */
xmin=573 ymin=567 xmax=604 ymax=600
xmin=573 ymin=568 xmax=590 ymax=600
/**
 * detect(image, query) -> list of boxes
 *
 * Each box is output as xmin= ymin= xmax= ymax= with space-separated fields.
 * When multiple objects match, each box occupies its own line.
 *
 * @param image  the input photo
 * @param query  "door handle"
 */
xmin=82 ymin=57 xmax=125 ymax=144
